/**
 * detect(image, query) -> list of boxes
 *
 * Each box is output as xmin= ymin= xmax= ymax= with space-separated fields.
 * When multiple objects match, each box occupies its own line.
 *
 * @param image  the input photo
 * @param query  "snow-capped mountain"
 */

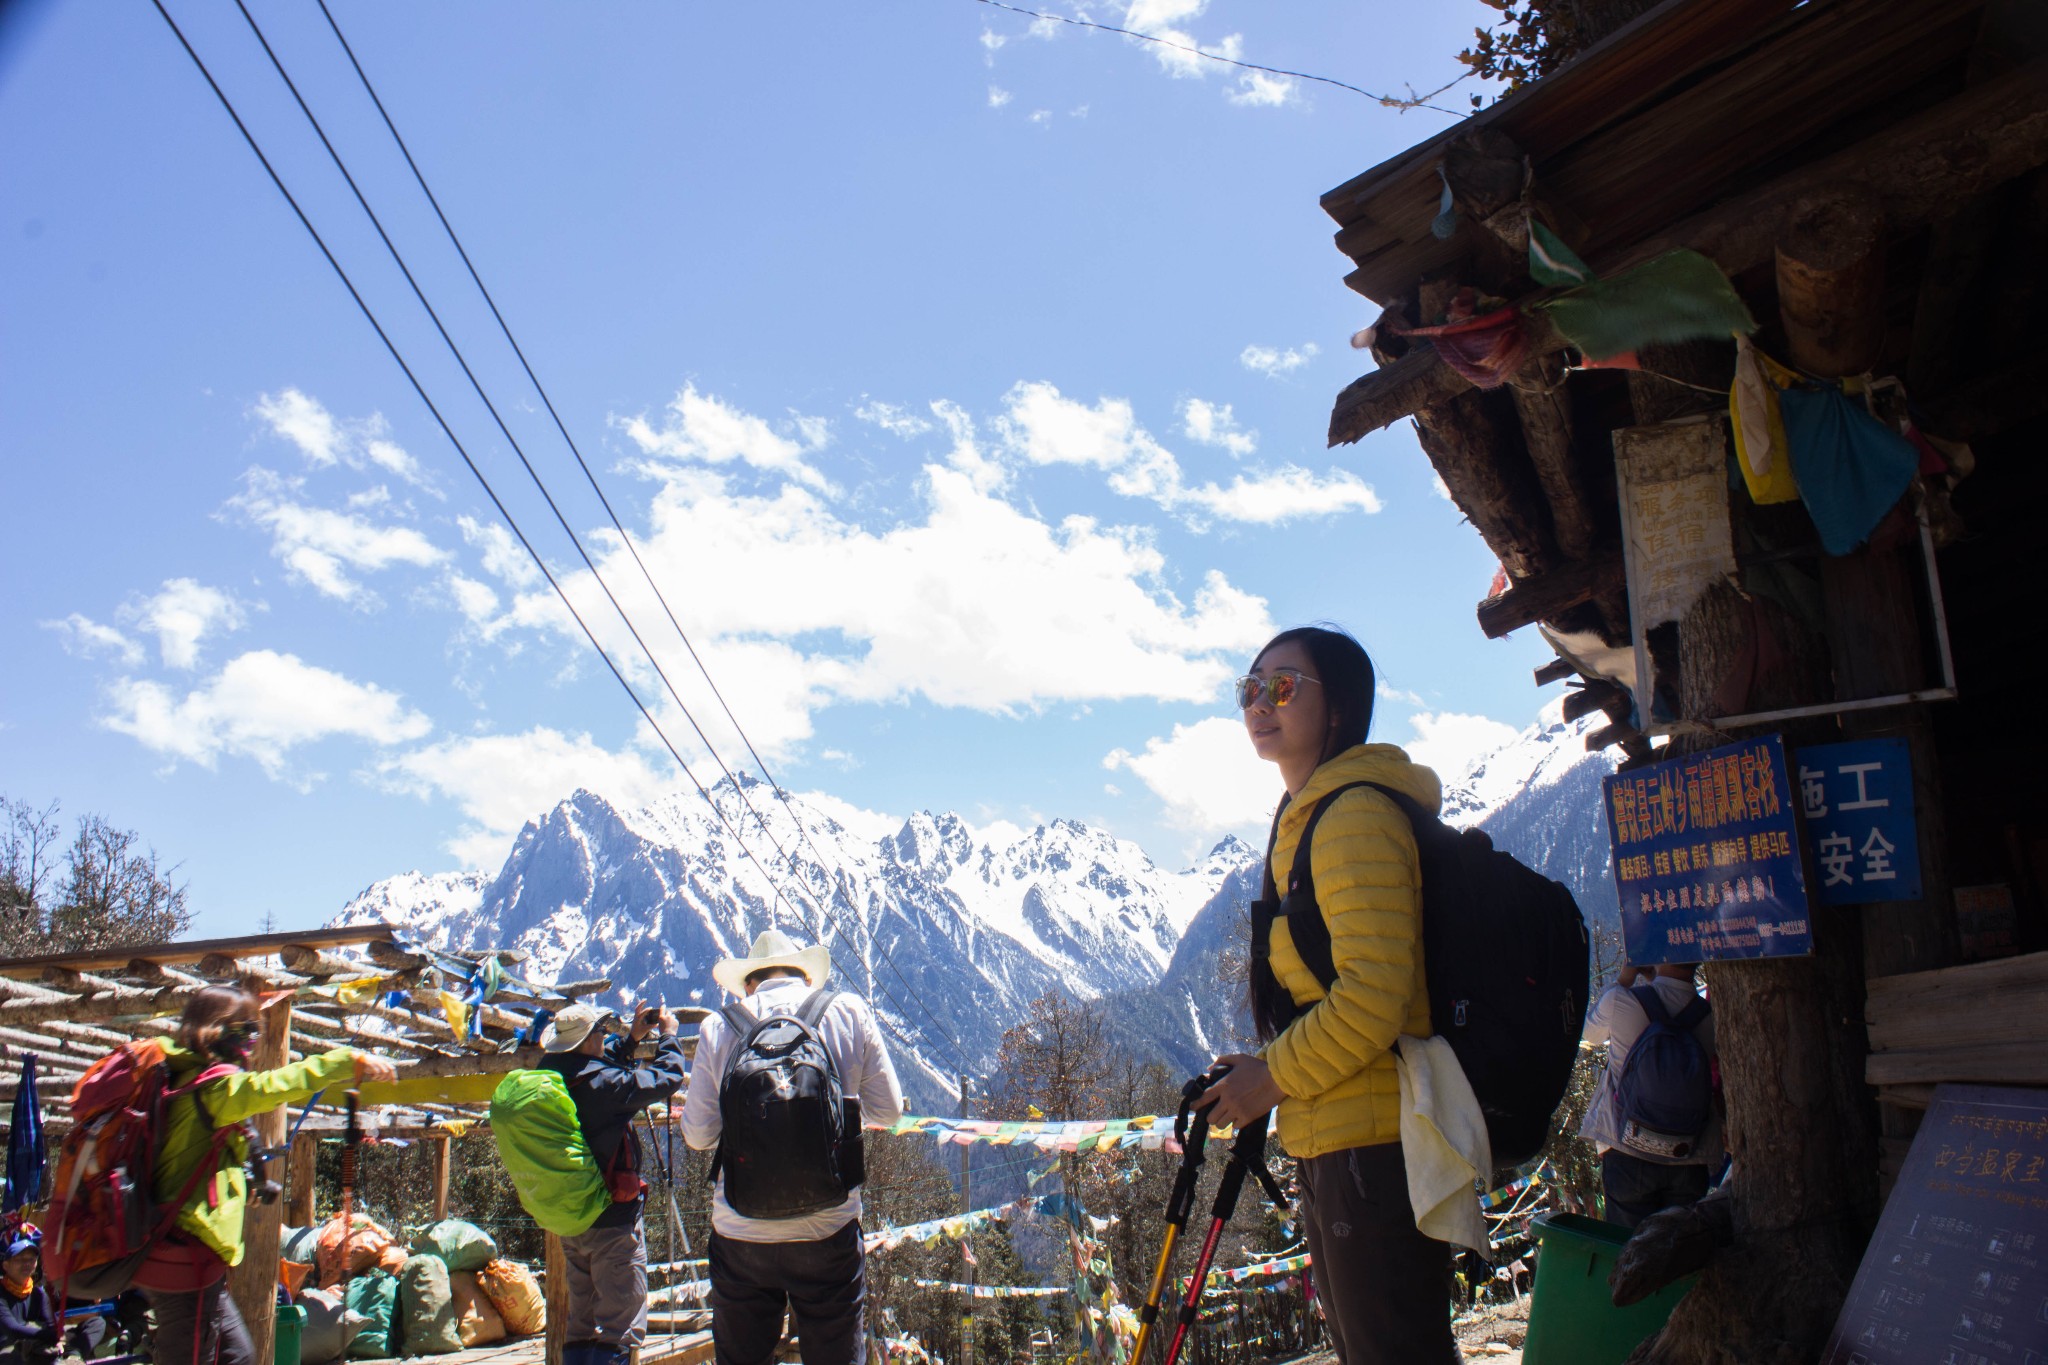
xmin=335 ymin=697 xmax=1621 ymax=1107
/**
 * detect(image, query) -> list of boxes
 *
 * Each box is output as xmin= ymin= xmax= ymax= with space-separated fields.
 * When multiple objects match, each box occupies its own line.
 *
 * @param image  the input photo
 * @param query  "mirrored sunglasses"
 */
xmin=1235 ymin=670 xmax=1320 ymax=710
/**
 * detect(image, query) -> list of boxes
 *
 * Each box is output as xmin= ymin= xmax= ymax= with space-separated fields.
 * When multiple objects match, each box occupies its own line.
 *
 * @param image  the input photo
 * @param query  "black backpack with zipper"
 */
xmin=709 ymin=989 xmax=853 ymax=1219
xmin=1250 ymin=781 xmax=1589 ymax=1169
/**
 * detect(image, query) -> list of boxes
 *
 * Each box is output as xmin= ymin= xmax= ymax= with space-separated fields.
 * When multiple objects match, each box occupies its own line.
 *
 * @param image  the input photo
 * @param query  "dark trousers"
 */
xmin=1601 ymin=1149 xmax=1711 ymax=1230
xmin=145 ymin=1281 xmax=253 ymax=1365
xmin=1298 ymin=1142 xmax=1457 ymax=1365
xmin=709 ymin=1220 xmax=865 ymax=1365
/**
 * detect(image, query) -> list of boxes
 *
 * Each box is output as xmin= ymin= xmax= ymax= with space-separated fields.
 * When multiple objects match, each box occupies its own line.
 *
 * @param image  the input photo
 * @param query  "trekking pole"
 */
xmin=339 ymin=1090 xmax=361 ymax=1301
xmin=1129 ymin=1067 xmax=1223 ymax=1365
xmin=1160 ymin=1109 xmax=1288 ymax=1365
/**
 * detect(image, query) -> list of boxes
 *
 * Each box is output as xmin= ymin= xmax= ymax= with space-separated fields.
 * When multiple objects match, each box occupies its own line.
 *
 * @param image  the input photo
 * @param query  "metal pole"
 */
xmin=958 ymin=1074 xmax=973 ymax=1365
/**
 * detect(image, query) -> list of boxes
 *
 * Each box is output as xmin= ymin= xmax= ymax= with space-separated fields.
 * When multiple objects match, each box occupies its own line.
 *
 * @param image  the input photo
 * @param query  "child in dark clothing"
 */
xmin=0 ymin=1233 xmax=59 ymax=1365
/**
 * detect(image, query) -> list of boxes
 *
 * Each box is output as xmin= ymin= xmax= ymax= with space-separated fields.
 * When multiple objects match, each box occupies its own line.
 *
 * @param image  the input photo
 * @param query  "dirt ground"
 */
xmin=1452 ymin=1296 xmax=1531 ymax=1361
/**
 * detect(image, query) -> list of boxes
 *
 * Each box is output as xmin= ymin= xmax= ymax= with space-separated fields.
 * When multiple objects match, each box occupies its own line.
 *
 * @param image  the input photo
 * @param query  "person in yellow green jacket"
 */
xmin=1198 ymin=625 xmax=1456 ymax=1365
xmin=139 ymin=985 xmax=395 ymax=1365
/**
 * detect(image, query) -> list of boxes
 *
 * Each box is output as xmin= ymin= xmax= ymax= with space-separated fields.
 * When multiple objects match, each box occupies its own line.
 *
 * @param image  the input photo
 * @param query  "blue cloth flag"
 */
xmin=4 ymin=1055 xmax=45 ymax=1213
xmin=1779 ymin=384 xmax=1918 ymax=555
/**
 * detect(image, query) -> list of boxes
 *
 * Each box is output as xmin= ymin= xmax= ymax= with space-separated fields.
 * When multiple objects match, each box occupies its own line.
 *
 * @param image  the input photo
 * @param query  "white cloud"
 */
xmin=998 ymin=381 xmax=1375 ymax=526
xmin=619 ymin=383 xmax=832 ymax=492
xmin=1228 ymin=70 xmax=1297 ymax=106
xmin=1175 ymin=466 xmax=1383 ymax=525
xmin=854 ymin=400 xmax=934 ymax=438
xmin=102 ymin=649 xmax=431 ymax=784
xmin=1240 ymin=342 xmax=1319 ymax=377
xmin=253 ymin=389 xmax=346 ymax=467
xmin=47 ymin=614 xmax=144 ymax=666
xmin=1180 ymin=398 xmax=1256 ymax=457
xmin=988 ymin=86 xmax=1013 ymax=108
xmin=1376 ymin=680 xmax=1425 ymax=707
xmin=225 ymin=468 xmax=447 ymax=605
xmin=1028 ymin=109 xmax=1053 ymax=126
xmin=252 ymin=388 xmax=438 ymax=493
xmin=981 ymin=28 xmax=1007 ymax=54
xmin=1431 ymin=472 xmax=1454 ymax=501
xmin=1403 ymin=710 xmax=1520 ymax=784
xmin=1104 ymin=715 xmax=1278 ymax=832
xmin=1122 ymin=0 xmax=1218 ymax=78
xmin=125 ymin=578 xmax=251 ymax=670
xmin=459 ymin=515 xmax=543 ymax=590
xmin=375 ymin=726 xmax=672 ymax=868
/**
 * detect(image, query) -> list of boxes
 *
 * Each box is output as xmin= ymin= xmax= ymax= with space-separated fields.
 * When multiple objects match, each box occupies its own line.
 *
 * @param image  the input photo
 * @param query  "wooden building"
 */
xmin=1317 ymin=0 xmax=2047 ymax=1357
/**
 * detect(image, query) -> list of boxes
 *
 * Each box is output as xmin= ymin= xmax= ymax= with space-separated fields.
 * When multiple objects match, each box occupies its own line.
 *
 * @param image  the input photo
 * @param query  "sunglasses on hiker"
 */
xmin=1235 ymin=670 xmax=1320 ymax=710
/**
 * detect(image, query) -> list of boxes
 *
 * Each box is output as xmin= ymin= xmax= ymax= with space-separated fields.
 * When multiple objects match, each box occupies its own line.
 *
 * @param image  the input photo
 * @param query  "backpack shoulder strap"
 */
xmin=1285 ymin=782 xmax=1380 ymax=894
xmin=795 ymin=989 xmax=838 ymax=1030
xmin=718 ymin=1001 xmax=757 ymax=1041
xmin=1629 ymin=983 xmax=1675 ymax=1029
xmin=1670 ymin=994 xmax=1710 ymax=1034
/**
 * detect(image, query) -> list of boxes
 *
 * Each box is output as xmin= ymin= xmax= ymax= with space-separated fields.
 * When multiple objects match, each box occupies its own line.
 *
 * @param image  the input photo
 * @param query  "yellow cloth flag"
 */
xmin=332 ymin=975 xmax=389 ymax=1006
xmin=1730 ymin=337 xmax=1801 ymax=506
xmin=438 ymin=991 xmax=471 ymax=1039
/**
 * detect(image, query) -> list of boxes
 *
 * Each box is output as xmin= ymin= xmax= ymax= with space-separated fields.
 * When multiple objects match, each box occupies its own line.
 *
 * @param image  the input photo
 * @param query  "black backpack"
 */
xmin=709 ymin=989 xmax=854 ymax=1219
xmin=1251 ymin=781 xmax=1589 ymax=1169
xmin=1612 ymin=984 xmax=1713 ymax=1162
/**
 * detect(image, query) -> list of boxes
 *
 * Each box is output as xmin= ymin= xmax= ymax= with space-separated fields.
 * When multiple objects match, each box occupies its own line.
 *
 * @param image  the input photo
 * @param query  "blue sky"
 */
xmin=1 ymin=0 xmax=1551 ymax=938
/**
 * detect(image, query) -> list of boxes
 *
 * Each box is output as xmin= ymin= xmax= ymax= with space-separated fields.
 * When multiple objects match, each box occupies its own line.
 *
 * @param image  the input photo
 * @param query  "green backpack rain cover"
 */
xmin=489 ymin=1070 xmax=610 ymax=1237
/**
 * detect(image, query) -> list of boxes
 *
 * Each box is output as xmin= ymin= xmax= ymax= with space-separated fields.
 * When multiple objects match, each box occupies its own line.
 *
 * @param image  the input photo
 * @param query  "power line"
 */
xmin=160 ymin=0 xmax=968 ymax=1072
xmin=144 ymin=0 xmax=897 ymax=1050
xmin=972 ymin=0 xmax=1470 ymax=114
xmin=301 ymin=0 xmax=971 ymax=1071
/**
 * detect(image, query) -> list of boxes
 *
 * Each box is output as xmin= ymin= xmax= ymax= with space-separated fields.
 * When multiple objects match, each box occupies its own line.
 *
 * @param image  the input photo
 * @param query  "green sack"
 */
xmin=282 ymin=1225 xmax=321 ymax=1267
xmin=397 ymin=1253 xmax=463 ymax=1357
xmin=409 ymin=1219 xmax=500 ymax=1273
xmin=344 ymin=1270 xmax=400 ymax=1359
xmin=490 ymin=1069 xmax=610 ymax=1237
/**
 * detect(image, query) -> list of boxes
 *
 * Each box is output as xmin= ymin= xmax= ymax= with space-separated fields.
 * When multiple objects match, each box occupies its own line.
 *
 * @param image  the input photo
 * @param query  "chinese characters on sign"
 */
xmin=1615 ymin=418 xmax=1740 ymax=632
xmin=1796 ymin=738 xmax=1922 ymax=905
xmin=1823 ymin=1084 xmax=2048 ymax=1364
xmin=1603 ymin=734 xmax=1811 ymax=965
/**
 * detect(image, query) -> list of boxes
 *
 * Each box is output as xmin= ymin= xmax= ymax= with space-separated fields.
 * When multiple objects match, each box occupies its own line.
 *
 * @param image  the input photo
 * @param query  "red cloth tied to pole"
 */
xmin=1387 ymin=302 xmax=1529 ymax=390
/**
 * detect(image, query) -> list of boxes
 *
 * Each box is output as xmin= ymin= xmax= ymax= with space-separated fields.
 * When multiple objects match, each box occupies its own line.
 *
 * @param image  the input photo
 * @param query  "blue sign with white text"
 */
xmin=1795 ymin=738 xmax=1920 ymax=906
xmin=1603 ymin=733 xmax=1812 ymax=964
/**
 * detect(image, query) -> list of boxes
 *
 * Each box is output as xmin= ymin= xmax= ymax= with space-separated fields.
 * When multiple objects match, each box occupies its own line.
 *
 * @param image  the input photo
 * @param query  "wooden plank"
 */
xmin=1864 ymin=1041 xmax=2048 ymax=1087
xmin=0 ymin=925 xmax=394 ymax=979
xmin=1865 ymin=952 xmax=2048 ymax=1052
xmin=231 ymin=995 xmax=294 ymax=1365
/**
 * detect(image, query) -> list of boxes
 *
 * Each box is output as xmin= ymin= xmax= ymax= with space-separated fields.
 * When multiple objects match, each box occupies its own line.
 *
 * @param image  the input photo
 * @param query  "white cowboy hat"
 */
xmin=712 ymin=929 xmax=832 ymax=997
xmin=541 ymin=1002 xmax=620 ymax=1053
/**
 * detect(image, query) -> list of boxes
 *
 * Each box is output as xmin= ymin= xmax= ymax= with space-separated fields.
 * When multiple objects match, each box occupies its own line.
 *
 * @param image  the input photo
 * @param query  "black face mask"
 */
xmin=212 ymin=1020 xmax=259 ymax=1063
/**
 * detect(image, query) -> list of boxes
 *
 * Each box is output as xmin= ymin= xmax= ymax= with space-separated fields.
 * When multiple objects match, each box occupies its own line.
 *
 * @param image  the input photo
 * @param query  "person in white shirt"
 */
xmin=682 ymin=931 xmax=904 ymax=1365
xmin=1580 ymin=963 xmax=1722 ymax=1229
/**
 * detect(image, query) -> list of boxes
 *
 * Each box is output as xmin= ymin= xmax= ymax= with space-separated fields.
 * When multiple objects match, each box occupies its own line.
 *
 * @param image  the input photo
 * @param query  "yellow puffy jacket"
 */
xmin=1259 ymin=743 xmax=1438 ymax=1158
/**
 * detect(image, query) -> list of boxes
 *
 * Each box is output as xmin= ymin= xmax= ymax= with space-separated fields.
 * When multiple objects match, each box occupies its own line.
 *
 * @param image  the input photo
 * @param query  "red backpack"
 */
xmin=42 ymin=1040 xmax=237 ymax=1299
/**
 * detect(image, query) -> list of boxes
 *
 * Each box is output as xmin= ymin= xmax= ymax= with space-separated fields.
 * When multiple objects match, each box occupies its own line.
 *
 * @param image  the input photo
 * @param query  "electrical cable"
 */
xmin=299 ymin=0 xmax=970 ymax=1071
xmin=972 ymin=0 xmax=1470 ymax=114
xmin=145 ymin=0 xmax=903 ymax=1043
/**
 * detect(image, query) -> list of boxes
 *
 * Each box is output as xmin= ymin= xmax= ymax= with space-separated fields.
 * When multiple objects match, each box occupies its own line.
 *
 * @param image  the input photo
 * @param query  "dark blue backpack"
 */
xmin=1613 ymin=984 xmax=1713 ymax=1161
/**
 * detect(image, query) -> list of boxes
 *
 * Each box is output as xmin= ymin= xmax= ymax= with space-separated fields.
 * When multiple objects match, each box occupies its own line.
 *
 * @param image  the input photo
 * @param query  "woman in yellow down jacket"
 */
xmin=141 ymin=986 xmax=395 ymax=1365
xmin=1199 ymin=625 xmax=1455 ymax=1365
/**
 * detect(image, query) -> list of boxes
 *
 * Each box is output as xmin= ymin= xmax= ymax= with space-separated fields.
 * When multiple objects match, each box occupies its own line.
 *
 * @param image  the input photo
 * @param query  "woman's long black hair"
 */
xmin=1245 ymin=624 xmax=1379 ymax=1043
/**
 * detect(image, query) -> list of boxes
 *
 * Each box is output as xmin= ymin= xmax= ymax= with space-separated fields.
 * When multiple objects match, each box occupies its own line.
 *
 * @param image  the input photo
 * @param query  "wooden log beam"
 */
xmin=1509 ymin=351 xmax=1597 ymax=562
xmin=431 ymin=1135 xmax=452 ymax=1222
xmin=231 ymin=995 xmax=293 ymax=1364
xmin=0 ymin=925 xmax=395 ymax=980
xmin=1475 ymin=554 xmax=1626 ymax=638
xmin=365 ymin=940 xmax=430 ymax=971
xmin=286 ymin=1131 xmax=318 ymax=1228
xmin=545 ymin=1233 xmax=568 ymax=1365
xmin=1776 ymin=190 xmax=1886 ymax=378
xmin=41 ymin=966 xmax=126 ymax=996
xmin=0 ymin=984 xmax=188 ymax=1025
xmin=1865 ymin=1041 xmax=2048 ymax=1088
xmin=1587 ymin=719 xmax=1644 ymax=753
xmin=279 ymin=945 xmax=376 ymax=978
xmin=124 ymin=960 xmax=209 ymax=987
xmin=1533 ymin=657 xmax=1577 ymax=687
xmin=1561 ymin=681 xmax=1625 ymax=724
xmin=1327 ymin=58 xmax=2048 ymax=445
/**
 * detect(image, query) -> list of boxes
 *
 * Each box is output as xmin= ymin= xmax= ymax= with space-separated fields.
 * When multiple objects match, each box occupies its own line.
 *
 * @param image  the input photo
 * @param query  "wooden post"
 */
xmin=545 ymin=1232 xmax=568 ymax=1365
xmin=286 ymin=1130 xmax=318 ymax=1229
xmin=230 ymin=994 xmax=293 ymax=1365
xmin=430 ymin=1134 xmax=452 ymax=1223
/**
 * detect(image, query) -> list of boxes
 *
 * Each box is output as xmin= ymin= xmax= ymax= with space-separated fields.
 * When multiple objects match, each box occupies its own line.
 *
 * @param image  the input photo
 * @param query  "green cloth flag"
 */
xmin=1538 ymin=249 xmax=1756 ymax=360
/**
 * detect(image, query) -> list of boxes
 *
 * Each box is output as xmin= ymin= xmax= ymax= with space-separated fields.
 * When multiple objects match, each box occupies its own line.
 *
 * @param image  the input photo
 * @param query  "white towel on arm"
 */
xmin=1395 ymin=1034 xmax=1493 ymax=1255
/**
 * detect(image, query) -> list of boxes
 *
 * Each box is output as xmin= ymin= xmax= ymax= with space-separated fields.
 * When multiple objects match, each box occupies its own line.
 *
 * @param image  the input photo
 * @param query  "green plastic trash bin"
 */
xmin=1522 ymin=1212 xmax=1695 ymax=1365
xmin=274 ymin=1304 xmax=306 ymax=1365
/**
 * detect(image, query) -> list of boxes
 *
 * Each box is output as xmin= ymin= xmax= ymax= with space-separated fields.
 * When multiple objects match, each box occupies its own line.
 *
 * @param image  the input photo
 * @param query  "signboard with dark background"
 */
xmin=1824 ymin=1083 xmax=2048 ymax=1363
